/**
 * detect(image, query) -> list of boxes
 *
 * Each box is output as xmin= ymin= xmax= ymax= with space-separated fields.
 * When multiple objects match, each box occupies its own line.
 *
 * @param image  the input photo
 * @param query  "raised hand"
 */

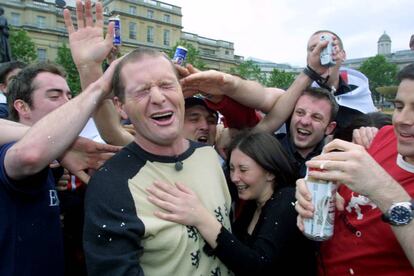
xmin=180 ymin=70 xmax=238 ymax=99
xmin=63 ymin=0 xmax=114 ymax=69
xmin=308 ymin=35 xmax=342 ymax=76
xmin=352 ymin=126 xmax=378 ymax=149
xmin=59 ymin=136 xmax=121 ymax=183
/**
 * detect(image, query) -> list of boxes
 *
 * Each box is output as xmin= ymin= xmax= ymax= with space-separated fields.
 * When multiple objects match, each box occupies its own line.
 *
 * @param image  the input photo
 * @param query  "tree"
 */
xmin=230 ymin=60 xmax=266 ymax=85
xmin=55 ymin=44 xmax=81 ymax=95
xmin=359 ymin=55 xmax=398 ymax=103
xmin=266 ymin=69 xmax=295 ymax=89
xmin=376 ymin=85 xmax=398 ymax=101
xmin=9 ymin=27 xmax=36 ymax=63
xmin=168 ymin=41 xmax=206 ymax=70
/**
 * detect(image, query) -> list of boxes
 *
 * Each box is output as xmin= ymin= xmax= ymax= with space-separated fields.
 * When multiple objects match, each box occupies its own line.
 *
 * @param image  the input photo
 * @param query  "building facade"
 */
xmin=344 ymin=32 xmax=414 ymax=70
xmin=2 ymin=0 xmax=241 ymax=71
xmin=248 ymin=57 xmax=302 ymax=77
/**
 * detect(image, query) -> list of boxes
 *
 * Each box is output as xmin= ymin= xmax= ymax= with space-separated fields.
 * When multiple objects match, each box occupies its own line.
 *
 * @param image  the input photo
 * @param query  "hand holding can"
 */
xmin=303 ymin=167 xmax=337 ymax=241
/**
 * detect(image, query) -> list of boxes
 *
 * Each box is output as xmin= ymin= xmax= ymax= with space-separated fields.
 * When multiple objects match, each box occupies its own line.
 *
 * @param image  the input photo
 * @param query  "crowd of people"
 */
xmin=0 ymin=0 xmax=413 ymax=275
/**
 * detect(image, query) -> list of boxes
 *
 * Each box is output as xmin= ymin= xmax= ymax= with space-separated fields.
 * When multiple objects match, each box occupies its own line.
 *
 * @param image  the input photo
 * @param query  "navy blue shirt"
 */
xmin=0 ymin=103 xmax=8 ymax=119
xmin=0 ymin=143 xmax=64 ymax=276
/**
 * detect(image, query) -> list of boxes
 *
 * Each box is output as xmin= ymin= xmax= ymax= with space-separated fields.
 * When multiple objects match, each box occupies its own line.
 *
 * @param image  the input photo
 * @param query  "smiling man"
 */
xmin=296 ymin=63 xmax=414 ymax=274
xmin=276 ymin=87 xmax=338 ymax=177
xmin=183 ymin=97 xmax=218 ymax=145
xmin=83 ymin=49 xmax=233 ymax=276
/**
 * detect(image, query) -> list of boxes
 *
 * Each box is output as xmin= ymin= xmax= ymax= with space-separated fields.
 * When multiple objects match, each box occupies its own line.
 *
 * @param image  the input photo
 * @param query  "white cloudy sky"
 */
xmin=166 ymin=0 xmax=414 ymax=66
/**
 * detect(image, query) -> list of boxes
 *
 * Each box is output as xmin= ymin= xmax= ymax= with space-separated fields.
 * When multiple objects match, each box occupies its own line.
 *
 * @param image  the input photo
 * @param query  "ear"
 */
xmin=113 ymin=96 xmax=128 ymax=120
xmin=266 ymin=172 xmax=275 ymax=182
xmin=325 ymin=121 xmax=337 ymax=135
xmin=13 ymin=99 xmax=31 ymax=119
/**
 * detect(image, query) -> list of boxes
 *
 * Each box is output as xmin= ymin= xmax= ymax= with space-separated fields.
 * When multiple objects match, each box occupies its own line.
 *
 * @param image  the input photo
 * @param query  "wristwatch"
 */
xmin=382 ymin=199 xmax=414 ymax=226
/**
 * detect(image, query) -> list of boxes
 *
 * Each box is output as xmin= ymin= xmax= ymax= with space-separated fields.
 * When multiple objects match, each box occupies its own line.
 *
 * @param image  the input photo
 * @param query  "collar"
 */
xmin=278 ymin=132 xmax=325 ymax=161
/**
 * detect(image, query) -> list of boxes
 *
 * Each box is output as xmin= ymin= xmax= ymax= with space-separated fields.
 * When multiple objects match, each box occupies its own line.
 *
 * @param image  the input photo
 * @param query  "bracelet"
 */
xmin=303 ymin=65 xmax=334 ymax=93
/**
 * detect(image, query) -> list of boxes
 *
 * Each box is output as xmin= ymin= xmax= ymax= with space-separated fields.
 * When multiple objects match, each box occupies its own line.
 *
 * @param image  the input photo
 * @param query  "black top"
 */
xmin=212 ymin=187 xmax=317 ymax=276
xmin=276 ymin=132 xmax=325 ymax=178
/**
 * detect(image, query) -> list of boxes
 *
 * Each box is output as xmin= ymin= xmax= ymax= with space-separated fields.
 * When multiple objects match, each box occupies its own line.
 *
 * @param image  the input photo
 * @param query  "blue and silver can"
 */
xmin=172 ymin=46 xmax=188 ymax=65
xmin=109 ymin=15 xmax=121 ymax=45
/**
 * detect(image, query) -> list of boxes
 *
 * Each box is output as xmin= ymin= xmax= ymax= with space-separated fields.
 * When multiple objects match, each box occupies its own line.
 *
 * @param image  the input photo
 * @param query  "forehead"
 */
xmin=185 ymin=105 xmax=214 ymax=116
xmin=32 ymin=72 xmax=69 ymax=92
xmin=230 ymin=148 xmax=252 ymax=162
xmin=307 ymin=32 xmax=331 ymax=48
xmin=121 ymin=55 xmax=177 ymax=85
xmin=395 ymin=79 xmax=414 ymax=104
xmin=295 ymin=94 xmax=332 ymax=115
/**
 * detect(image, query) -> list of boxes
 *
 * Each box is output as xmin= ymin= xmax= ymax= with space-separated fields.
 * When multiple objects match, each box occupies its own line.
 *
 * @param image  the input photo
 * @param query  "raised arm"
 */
xmin=0 ymin=119 xmax=28 ymax=145
xmin=4 ymin=58 xmax=117 ymax=180
xmin=181 ymin=38 xmax=339 ymax=133
xmin=64 ymin=0 xmax=133 ymax=146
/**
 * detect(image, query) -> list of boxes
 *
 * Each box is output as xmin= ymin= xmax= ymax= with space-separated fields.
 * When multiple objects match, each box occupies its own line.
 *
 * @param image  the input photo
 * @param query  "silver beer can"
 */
xmin=303 ymin=167 xmax=337 ymax=241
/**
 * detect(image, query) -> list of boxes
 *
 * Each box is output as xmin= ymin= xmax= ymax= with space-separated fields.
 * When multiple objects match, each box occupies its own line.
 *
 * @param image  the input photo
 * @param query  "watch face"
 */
xmin=390 ymin=205 xmax=412 ymax=225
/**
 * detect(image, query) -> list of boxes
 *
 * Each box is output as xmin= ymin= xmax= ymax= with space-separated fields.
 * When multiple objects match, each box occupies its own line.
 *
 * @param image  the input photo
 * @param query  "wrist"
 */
xmin=368 ymin=177 xmax=411 ymax=212
xmin=303 ymin=65 xmax=333 ymax=92
xmin=76 ymin=63 xmax=103 ymax=74
xmin=223 ymin=73 xmax=239 ymax=97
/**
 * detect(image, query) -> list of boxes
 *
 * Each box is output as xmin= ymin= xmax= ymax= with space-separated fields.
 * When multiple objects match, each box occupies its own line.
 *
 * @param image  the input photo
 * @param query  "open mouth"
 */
xmin=236 ymin=185 xmax=248 ymax=191
xmin=151 ymin=111 xmax=173 ymax=121
xmin=297 ymin=128 xmax=311 ymax=136
xmin=197 ymin=136 xmax=208 ymax=143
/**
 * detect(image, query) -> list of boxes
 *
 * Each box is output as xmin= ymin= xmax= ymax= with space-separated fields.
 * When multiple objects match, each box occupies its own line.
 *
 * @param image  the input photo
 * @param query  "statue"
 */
xmin=0 ymin=7 xmax=11 ymax=63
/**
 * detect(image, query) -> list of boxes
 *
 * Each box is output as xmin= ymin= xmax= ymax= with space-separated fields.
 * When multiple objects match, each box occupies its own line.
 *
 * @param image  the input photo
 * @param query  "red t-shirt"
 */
xmin=319 ymin=125 xmax=414 ymax=276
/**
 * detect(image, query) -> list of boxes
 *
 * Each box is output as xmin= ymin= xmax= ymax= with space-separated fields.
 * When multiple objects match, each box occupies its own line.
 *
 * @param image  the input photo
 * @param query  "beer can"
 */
xmin=172 ymin=46 xmax=188 ymax=65
xmin=109 ymin=15 xmax=121 ymax=45
xmin=303 ymin=167 xmax=337 ymax=241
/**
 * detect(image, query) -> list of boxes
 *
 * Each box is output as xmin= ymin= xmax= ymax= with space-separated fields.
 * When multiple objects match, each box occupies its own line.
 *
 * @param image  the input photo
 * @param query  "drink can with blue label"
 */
xmin=109 ymin=15 xmax=121 ymax=45
xmin=173 ymin=46 xmax=188 ymax=65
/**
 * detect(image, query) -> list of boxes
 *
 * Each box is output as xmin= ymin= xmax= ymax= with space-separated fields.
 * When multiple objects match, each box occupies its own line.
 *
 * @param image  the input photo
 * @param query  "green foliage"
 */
xmin=55 ymin=44 xmax=81 ymax=95
xmin=9 ymin=27 xmax=36 ymax=63
xmin=230 ymin=60 xmax=266 ymax=85
xmin=359 ymin=55 xmax=398 ymax=103
xmin=168 ymin=41 xmax=206 ymax=70
xmin=266 ymin=69 xmax=295 ymax=89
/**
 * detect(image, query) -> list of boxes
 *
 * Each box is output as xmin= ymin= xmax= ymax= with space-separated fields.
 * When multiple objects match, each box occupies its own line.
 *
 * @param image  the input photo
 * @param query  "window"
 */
xmin=163 ymin=30 xmax=170 ymax=46
xmin=37 ymin=48 xmax=47 ymax=62
xmin=163 ymin=14 xmax=171 ymax=23
xmin=147 ymin=26 xmax=154 ymax=43
xmin=10 ymin=13 xmax=20 ymax=26
xmin=147 ymin=10 xmax=154 ymax=19
xmin=36 ymin=15 xmax=46 ymax=28
xmin=201 ymin=48 xmax=215 ymax=56
xmin=129 ymin=6 xmax=137 ymax=15
xmin=129 ymin=22 xmax=137 ymax=40
xmin=225 ymin=50 xmax=229 ymax=55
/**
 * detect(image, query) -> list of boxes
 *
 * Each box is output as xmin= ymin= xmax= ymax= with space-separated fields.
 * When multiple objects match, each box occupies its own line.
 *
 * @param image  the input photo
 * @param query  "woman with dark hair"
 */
xmin=147 ymin=132 xmax=316 ymax=275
